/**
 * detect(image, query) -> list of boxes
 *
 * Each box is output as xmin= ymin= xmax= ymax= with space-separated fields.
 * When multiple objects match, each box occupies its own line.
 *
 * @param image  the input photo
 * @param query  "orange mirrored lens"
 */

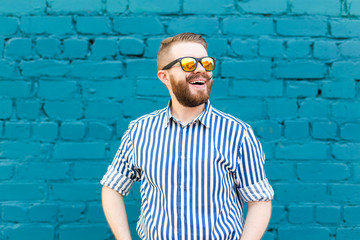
xmin=181 ymin=58 xmax=197 ymax=71
xmin=201 ymin=57 xmax=214 ymax=71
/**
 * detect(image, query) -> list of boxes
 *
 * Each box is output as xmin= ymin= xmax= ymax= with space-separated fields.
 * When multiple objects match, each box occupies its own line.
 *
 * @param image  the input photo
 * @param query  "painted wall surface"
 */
xmin=0 ymin=0 xmax=359 ymax=239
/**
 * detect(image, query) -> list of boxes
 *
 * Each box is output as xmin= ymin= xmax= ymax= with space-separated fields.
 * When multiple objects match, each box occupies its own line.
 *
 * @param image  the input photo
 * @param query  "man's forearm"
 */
xmin=102 ymin=186 xmax=132 ymax=240
xmin=240 ymin=201 xmax=272 ymax=240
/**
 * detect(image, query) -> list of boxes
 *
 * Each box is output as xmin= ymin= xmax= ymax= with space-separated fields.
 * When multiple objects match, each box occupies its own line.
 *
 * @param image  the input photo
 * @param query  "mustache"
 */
xmin=186 ymin=73 xmax=212 ymax=82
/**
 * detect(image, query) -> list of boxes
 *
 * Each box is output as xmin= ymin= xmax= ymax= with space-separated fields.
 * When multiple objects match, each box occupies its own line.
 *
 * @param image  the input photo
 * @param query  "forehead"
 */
xmin=169 ymin=42 xmax=208 ymax=59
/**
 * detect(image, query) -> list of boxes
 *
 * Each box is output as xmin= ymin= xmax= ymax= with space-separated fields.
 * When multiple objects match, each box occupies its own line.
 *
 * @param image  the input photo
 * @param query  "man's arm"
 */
xmin=240 ymin=200 xmax=272 ymax=240
xmin=102 ymin=185 xmax=132 ymax=240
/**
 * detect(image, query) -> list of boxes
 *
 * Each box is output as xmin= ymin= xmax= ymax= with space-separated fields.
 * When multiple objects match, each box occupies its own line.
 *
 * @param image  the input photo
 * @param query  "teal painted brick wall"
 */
xmin=0 ymin=0 xmax=359 ymax=239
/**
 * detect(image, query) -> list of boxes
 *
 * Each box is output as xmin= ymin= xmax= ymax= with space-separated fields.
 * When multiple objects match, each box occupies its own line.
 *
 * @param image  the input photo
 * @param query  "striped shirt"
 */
xmin=101 ymin=100 xmax=274 ymax=240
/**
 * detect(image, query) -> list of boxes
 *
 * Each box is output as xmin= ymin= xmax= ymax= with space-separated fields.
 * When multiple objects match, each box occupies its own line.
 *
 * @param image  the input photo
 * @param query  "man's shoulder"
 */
xmin=127 ymin=107 xmax=167 ymax=131
xmin=211 ymin=107 xmax=251 ymax=130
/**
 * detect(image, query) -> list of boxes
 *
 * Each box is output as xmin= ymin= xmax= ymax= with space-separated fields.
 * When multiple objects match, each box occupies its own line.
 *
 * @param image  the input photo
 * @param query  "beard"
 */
xmin=169 ymin=72 xmax=213 ymax=107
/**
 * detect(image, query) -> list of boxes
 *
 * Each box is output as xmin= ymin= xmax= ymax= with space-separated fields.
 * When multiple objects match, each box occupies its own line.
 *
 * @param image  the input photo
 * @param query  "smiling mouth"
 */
xmin=189 ymin=80 xmax=206 ymax=86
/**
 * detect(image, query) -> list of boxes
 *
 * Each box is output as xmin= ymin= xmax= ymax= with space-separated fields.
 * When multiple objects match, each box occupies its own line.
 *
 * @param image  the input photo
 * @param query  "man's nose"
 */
xmin=193 ymin=62 xmax=206 ymax=73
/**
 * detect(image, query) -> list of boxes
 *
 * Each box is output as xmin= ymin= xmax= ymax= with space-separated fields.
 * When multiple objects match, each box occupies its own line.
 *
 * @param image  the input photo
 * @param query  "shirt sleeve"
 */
xmin=100 ymin=129 xmax=140 ymax=196
xmin=234 ymin=126 xmax=274 ymax=202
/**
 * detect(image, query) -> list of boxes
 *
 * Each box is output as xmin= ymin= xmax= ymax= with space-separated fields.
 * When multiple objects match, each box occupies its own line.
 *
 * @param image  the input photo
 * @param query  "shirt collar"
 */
xmin=164 ymin=100 xmax=212 ymax=128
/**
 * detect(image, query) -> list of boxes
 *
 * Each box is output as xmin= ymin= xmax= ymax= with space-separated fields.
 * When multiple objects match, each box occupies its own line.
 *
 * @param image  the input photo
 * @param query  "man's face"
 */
xmin=165 ymin=42 xmax=213 ymax=108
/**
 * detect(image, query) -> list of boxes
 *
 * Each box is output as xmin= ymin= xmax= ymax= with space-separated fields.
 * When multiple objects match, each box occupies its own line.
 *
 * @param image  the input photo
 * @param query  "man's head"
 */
xmin=157 ymin=33 xmax=214 ymax=108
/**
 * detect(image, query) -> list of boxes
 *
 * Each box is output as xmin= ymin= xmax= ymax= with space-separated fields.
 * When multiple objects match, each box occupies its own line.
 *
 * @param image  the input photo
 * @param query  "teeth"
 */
xmin=190 ymin=81 xmax=205 ymax=85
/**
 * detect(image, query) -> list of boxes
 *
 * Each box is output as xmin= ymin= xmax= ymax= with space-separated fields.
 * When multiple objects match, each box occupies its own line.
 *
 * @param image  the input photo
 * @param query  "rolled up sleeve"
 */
xmin=235 ymin=127 xmax=274 ymax=202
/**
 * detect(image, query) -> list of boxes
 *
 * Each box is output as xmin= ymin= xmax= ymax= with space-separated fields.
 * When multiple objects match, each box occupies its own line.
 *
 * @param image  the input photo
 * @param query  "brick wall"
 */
xmin=0 ymin=0 xmax=359 ymax=239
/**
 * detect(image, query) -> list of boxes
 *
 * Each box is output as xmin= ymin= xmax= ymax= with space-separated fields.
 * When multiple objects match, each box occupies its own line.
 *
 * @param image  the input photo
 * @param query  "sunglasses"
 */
xmin=162 ymin=56 xmax=216 ymax=72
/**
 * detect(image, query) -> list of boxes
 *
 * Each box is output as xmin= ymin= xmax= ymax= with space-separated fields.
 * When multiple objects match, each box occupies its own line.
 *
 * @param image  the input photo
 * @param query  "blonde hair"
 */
xmin=157 ymin=32 xmax=208 ymax=70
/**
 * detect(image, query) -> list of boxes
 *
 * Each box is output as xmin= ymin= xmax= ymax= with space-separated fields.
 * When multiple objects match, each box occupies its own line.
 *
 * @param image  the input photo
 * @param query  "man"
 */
xmin=101 ymin=32 xmax=274 ymax=240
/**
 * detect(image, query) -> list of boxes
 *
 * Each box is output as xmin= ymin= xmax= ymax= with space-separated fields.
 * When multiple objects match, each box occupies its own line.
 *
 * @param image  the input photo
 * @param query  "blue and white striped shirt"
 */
xmin=101 ymin=100 xmax=274 ymax=240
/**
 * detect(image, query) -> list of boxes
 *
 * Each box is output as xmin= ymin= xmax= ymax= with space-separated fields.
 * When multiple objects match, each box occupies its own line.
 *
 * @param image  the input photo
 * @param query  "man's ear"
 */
xmin=158 ymin=70 xmax=170 ymax=88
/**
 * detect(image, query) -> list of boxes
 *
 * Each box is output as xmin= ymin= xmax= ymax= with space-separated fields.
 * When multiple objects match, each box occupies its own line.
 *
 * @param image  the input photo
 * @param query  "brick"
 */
xmin=274 ymin=61 xmax=326 ymax=79
xmin=70 ymin=61 xmax=123 ymax=79
xmin=63 ymin=38 xmax=88 ymax=59
xmin=16 ymin=100 xmax=41 ymax=120
xmin=4 ymin=225 xmax=54 ymax=240
xmin=35 ymin=38 xmax=61 ymax=58
xmin=38 ymin=80 xmax=78 ymax=99
xmin=130 ymin=0 xmax=180 ymax=13
xmin=348 ymin=0 xmax=360 ymax=16
xmin=5 ymin=38 xmax=32 ymax=59
xmin=73 ymin=162 xmax=108 ymax=179
xmin=286 ymin=39 xmax=312 ymax=58
xmin=0 ymin=0 xmax=45 ymax=14
xmin=137 ymin=79 xmax=168 ymax=97
xmin=0 ymin=81 xmax=31 ymax=98
xmin=332 ymin=61 xmax=360 ymax=79
xmin=316 ymin=206 xmax=341 ymax=224
xmin=278 ymin=226 xmax=332 ymax=240
xmin=4 ymin=122 xmax=30 ymax=139
xmin=214 ymin=99 xmax=265 ymax=121
xmin=284 ymin=120 xmax=309 ymax=140
xmin=254 ymin=120 xmax=281 ymax=139
xmin=76 ymin=17 xmax=111 ymax=34
xmin=332 ymin=101 xmax=360 ymax=120
xmin=222 ymin=60 xmax=271 ymax=79
xmin=354 ymin=164 xmax=360 ymax=182
xmin=126 ymin=59 xmax=157 ymax=77
xmin=60 ymin=122 xmax=85 ymax=140
xmin=0 ymin=100 xmax=12 ymax=119
xmin=82 ymin=80 xmax=133 ymax=99
xmin=209 ymin=78 xmax=230 ymax=99
xmin=339 ymin=40 xmax=360 ymax=57
xmin=206 ymin=38 xmax=228 ymax=57
xmin=0 ymin=142 xmax=45 ymax=159
xmin=124 ymin=201 xmax=141 ymax=222
xmin=267 ymin=99 xmax=297 ymax=119
xmin=286 ymin=81 xmax=318 ymax=97
xmin=53 ymin=142 xmax=105 ymax=160
xmin=0 ymin=164 xmax=13 ymax=180
xmin=0 ymin=59 xmax=18 ymax=78
xmin=21 ymin=16 xmax=73 ymax=35
xmin=51 ymin=183 xmax=101 ymax=201
xmin=113 ymin=17 xmax=164 ymax=35
xmin=184 ymin=0 xmax=233 ymax=14
xmin=0 ymin=38 xmax=4 ymax=55
xmin=90 ymin=38 xmax=117 ymax=59
xmin=291 ymin=0 xmax=340 ymax=15
xmin=2 ymin=204 xmax=27 ymax=221
xmin=0 ymin=183 xmax=45 ymax=200
xmin=259 ymin=38 xmax=285 ymax=58
xmin=223 ymin=17 xmax=273 ymax=35
xmin=17 ymin=162 xmax=69 ymax=180
xmin=106 ymin=0 xmax=127 ymax=13
xmin=59 ymin=203 xmax=86 ymax=222
xmin=322 ymin=80 xmax=355 ymax=99
xmin=86 ymin=204 xmax=106 ymax=222
xmin=331 ymin=20 xmax=360 ymax=37
xmin=314 ymin=41 xmax=338 ymax=59
xmin=332 ymin=143 xmax=360 ymax=160
xmin=330 ymin=184 xmax=360 ymax=203
xmin=48 ymin=0 xmax=102 ymax=13
xmin=123 ymin=98 xmax=169 ymax=119
xmin=337 ymin=228 xmax=360 ymax=240
xmin=59 ymin=225 xmax=108 ymax=240
xmin=265 ymin=161 xmax=296 ymax=181
xmin=288 ymin=205 xmax=313 ymax=223
xmin=231 ymin=39 xmax=257 ymax=57
xmin=87 ymin=122 xmax=112 ymax=140
xmin=276 ymin=142 xmax=328 ymax=160
xmin=28 ymin=204 xmax=57 ymax=222
xmin=274 ymin=183 xmax=328 ymax=202
xmin=85 ymin=100 xmax=122 ymax=120
xmin=119 ymin=37 xmax=144 ymax=56
xmin=276 ymin=18 xmax=327 ymax=36
xmin=21 ymin=60 xmax=70 ymax=77
xmin=44 ymin=101 xmax=83 ymax=120
xmin=311 ymin=121 xmax=337 ymax=140
xmin=33 ymin=122 xmax=58 ymax=141
xmin=168 ymin=17 xmax=219 ymax=35
xmin=231 ymin=80 xmax=282 ymax=97
xmin=341 ymin=123 xmax=360 ymax=141
xmin=144 ymin=37 xmax=162 ymax=58
xmin=269 ymin=205 xmax=286 ymax=224
xmin=344 ymin=206 xmax=360 ymax=224
xmin=238 ymin=0 xmax=287 ymax=14
xmin=0 ymin=17 xmax=18 ymax=35
xmin=299 ymin=99 xmax=329 ymax=119
xmin=298 ymin=163 xmax=350 ymax=181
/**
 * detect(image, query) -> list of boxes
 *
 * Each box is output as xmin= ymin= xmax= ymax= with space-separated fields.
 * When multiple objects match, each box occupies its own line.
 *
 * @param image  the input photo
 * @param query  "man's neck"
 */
xmin=170 ymin=99 xmax=206 ymax=126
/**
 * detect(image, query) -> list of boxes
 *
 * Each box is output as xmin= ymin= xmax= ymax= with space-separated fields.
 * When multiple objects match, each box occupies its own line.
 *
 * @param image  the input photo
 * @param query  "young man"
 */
xmin=101 ymin=32 xmax=274 ymax=240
